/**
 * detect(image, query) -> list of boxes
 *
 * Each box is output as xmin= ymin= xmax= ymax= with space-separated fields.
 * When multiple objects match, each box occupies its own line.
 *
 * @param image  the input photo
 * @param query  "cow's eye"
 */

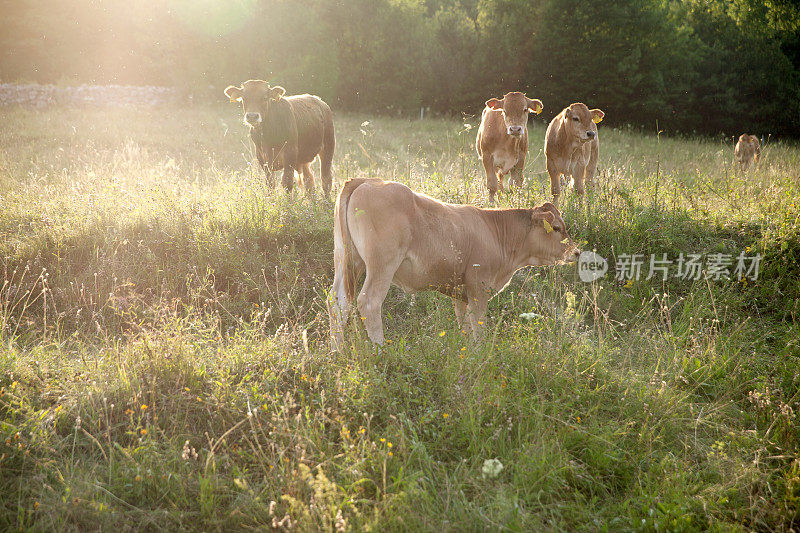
xmin=572 ymin=116 xmax=580 ymax=122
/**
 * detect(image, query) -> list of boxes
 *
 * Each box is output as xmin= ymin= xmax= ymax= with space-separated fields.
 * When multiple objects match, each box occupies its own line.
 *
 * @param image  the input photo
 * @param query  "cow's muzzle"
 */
xmin=564 ymin=246 xmax=581 ymax=264
xmin=245 ymin=112 xmax=262 ymax=126
xmin=507 ymin=125 xmax=524 ymax=136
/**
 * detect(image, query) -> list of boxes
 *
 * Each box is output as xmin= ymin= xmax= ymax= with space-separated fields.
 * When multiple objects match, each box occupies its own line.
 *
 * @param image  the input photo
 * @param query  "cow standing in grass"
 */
xmin=735 ymin=134 xmax=761 ymax=172
xmin=545 ymin=103 xmax=604 ymax=206
xmin=328 ymin=178 xmax=579 ymax=350
xmin=476 ymin=92 xmax=543 ymax=205
xmin=225 ymin=80 xmax=335 ymax=198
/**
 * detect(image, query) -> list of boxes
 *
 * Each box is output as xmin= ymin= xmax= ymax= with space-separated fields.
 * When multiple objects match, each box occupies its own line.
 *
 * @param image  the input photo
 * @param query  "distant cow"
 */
xmin=476 ymin=92 xmax=543 ymax=205
xmin=224 ymin=80 xmax=335 ymax=197
xmin=545 ymin=103 xmax=604 ymax=206
xmin=328 ymin=178 xmax=578 ymax=349
xmin=735 ymin=134 xmax=761 ymax=172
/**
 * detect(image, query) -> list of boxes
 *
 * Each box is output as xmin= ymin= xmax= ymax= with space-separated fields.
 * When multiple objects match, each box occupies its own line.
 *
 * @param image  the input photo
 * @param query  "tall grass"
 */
xmin=1 ymin=103 xmax=798 ymax=530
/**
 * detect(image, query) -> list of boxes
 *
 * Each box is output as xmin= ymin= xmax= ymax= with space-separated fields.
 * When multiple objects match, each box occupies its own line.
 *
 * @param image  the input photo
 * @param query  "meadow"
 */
xmin=1 ymin=102 xmax=799 ymax=531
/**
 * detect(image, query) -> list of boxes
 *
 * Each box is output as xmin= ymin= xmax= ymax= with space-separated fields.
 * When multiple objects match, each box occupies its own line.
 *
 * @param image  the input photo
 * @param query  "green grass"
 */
xmin=1 ymin=103 xmax=799 ymax=531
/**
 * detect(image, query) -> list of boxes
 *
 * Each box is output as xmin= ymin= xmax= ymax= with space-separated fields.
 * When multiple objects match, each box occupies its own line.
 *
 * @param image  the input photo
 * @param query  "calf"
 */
xmin=224 ymin=80 xmax=335 ymax=197
xmin=735 ymin=134 xmax=761 ymax=172
xmin=476 ymin=92 xmax=543 ymax=205
xmin=328 ymin=178 xmax=578 ymax=349
xmin=544 ymin=103 xmax=604 ymax=206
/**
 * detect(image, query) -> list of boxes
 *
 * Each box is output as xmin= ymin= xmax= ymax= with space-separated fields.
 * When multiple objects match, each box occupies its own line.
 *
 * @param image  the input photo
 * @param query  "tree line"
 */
xmin=2 ymin=0 xmax=799 ymax=136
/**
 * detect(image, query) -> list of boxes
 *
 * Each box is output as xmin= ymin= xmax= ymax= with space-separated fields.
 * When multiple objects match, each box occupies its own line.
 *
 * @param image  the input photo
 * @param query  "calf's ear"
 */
xmin=539 ymin=201 xmax=560 ymax=215
xmin=527 ymin=98 xmax=543 ymax=114
xmin=591 ymin=109 xmax=605 ymax=123
xmin=269 ymin=86 xmax=286 ymax=100
xmin=532 ymin=209 xmax=556 ymax=233
xmin=485 ymin=98 xmax=503 ymax=110
xmin=224 ymin=85 xmax=243 ymax=102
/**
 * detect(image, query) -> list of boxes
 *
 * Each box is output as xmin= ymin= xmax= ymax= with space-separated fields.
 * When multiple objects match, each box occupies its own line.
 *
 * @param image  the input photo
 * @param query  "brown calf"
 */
xmin=476 ymin=92 xmax=543 ymax=204
xmin=735 ymin=134 xmax=761 ymax=172
xmin=544 ymin=103 xmax=604 ymax=206
xmin=224 ymin=80 xmax=335 ymax=197
xmin=328 ymin=178 xmax=578 ymax=349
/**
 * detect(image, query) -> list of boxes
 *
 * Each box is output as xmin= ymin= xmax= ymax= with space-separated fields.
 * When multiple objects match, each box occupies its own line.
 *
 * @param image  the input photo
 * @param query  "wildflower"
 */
xmin=388 ymin=451 xmax=393 ymax=457
xmin=125 ymin=408 xmax=133 ymax=415
xmin=443 ymin=413 xmax=449 ymax=419
xmin=577 ymin=416 xmax=581 ymax=423
xmin=461 ymin=347 xmax=466 ymax=352
xmin=477 ymin=321 xmax=484 ymax=326
xmin=439 ymin=331 xmax=446 ymax=337
xmin=387 ymin=442 xmax=392 ymax=448
xmin=140 ymin=428 xmax=147 ymax=436
xmin=34 ymin=501 xmax=39 ymax=510
xmin=380 ymin=438 xmax=385 ymax=443
xmin=335 ymin=509 xmax=347 ymax=532
xmin=141 ymin=404 xmax=148 ymax=411
xmin=481 ymin=458 xmax=504 ymax=479
xmin=182 ymin=440 xmax=198 ymax=461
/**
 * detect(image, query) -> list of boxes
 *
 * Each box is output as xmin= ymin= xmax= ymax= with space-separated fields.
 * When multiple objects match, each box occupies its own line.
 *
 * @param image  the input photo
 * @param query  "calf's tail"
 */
xmin=336 ymin=178 xmax=372 ymax=301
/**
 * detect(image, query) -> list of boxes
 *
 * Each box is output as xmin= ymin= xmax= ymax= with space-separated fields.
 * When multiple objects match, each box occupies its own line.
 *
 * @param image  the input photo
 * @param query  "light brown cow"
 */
xmin=328 ymin=178 xmax=578 ymax=349
xmin=544 ymin=103 xmax=604 ymax=206
xmin=476 ymin=92 xmax=543 ymax=205
xmin=735 ymin=134 xmax=761 ymax=172
xmin=224 ymin=80 xmax=335 ymax=197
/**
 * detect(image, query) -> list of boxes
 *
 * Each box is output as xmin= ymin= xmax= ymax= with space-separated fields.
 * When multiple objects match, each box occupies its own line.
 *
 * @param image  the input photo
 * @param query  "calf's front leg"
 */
xmin=482 ymin=155 xmax=499 ymax=205
xmin=465 ymin=293 xmax=489 ymax=340
xmin=546 ymin=158 xmax=562 ymax=207
xmin=453 ymin=298 xmax=469 ymax=334
xmin=281 ymin=166 xmax=295 ymax=192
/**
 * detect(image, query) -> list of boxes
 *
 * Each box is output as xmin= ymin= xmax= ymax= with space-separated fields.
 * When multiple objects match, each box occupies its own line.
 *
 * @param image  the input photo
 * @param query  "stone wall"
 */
xmin=0 ymin=84 xmax=178 ymax=107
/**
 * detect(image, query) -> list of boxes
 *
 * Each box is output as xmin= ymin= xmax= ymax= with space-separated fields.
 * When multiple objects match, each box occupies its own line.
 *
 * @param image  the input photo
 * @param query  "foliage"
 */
xmin=0 ymin=102 xmax=799 ymax=529
xmin=2 ymin=0 xmax=799 ymax=135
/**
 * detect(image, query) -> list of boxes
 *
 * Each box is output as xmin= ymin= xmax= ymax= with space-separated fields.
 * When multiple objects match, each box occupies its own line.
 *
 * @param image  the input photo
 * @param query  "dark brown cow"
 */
xmin=476 ymin=92 xmax=543 ymax=205
xmin=224 ymin=80 xmax=335 ymax=197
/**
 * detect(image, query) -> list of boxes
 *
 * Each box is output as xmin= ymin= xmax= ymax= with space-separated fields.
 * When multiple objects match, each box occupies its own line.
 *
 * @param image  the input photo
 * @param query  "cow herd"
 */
xmin=224 ymin=80 xmax=762 ymax=349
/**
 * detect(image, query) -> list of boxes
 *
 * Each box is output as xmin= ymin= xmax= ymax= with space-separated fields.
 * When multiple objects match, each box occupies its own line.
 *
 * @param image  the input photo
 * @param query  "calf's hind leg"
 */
xmin=329 ymin=270 xmax=351 ymax=350
xmin=357 ymin=256 xmax=403 ymax=346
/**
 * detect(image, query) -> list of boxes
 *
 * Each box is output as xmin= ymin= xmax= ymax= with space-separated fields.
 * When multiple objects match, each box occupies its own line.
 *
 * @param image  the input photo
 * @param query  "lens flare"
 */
xmin=170 ymin=0 xmax=256 ymax=37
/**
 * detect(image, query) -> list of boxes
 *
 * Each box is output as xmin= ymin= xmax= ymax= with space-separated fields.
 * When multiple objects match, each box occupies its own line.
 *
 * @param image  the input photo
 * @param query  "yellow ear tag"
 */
xmin=543 ymin=219 xmax=554 ymax=233
xmin=533 ymin=104 xmax=542 ymax=115
xmin=592 ymin=116 xmax=603 ymax=124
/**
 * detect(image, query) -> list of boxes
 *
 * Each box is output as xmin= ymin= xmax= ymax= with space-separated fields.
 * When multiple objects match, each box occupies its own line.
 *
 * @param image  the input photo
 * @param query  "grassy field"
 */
xmin=1 ymin=102 xmax=799 ymax=531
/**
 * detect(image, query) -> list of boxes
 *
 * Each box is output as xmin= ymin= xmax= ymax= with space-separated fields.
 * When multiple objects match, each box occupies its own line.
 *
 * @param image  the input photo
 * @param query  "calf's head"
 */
xmin=485 ymin=92 xmax=543 ymax=137
xmin=738 ymin=134 xmax=758 ymax=146
xmin=224 ymin=80 xmax=286 ymax=127
xmin=563 ymin=103 xmax=604 ymax=143
xmin=525 ymin=203 xmax=579 ymax=265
